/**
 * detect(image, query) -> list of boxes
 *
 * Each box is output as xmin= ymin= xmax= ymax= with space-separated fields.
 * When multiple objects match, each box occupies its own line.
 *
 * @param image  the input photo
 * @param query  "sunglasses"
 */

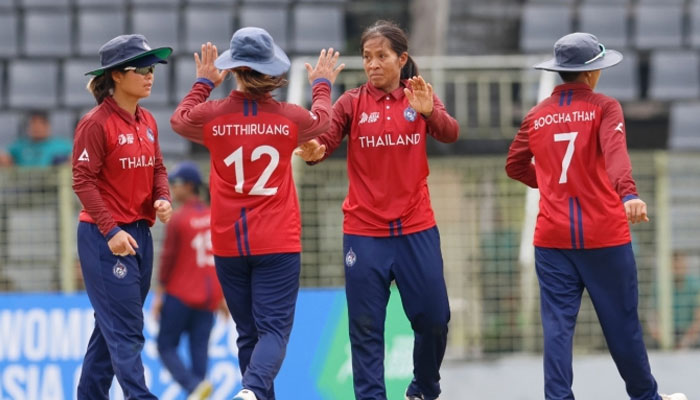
xmin=123 ymin=65 xmax=156 ymax=75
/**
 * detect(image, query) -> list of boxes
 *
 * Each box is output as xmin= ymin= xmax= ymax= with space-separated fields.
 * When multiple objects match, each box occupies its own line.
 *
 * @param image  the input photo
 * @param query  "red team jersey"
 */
xmin=73 ymin=97 xmax=170 ymax=236
xmin=171 ymin=82 xmax=331 ymax=256
xmin=506 ymin=82 xmax=638 ymax=249
xmin=159 ymin=199 xmax=223 ymax=311
xmin=313 ymin=81 xmax=459 ymax=236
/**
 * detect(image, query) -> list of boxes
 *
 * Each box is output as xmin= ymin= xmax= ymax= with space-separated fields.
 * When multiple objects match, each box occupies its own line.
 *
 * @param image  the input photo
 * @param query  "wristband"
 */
xmin=312 ymin=78 xmax=331 ymax=88
xmin=622 ymin=194 xmax=639 ymax=203
xmin=105 ymin=227 xmax=122 ymax=241
xmin=195 ymin=77 xmax=215 ymax=89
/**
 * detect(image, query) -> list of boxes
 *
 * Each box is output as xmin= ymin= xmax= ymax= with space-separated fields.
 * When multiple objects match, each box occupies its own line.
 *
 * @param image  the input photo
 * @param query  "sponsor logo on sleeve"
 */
xmin=615 ymin=122 xmax=624 ymax=132
xmin=78 ymin=149 xmax=90 ymax=162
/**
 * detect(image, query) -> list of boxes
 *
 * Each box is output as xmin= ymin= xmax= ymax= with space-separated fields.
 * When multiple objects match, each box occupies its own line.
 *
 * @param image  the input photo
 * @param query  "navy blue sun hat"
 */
xmin=168 ymin=161 xmax=203 ymax=187
xmin=534 ymin=32 xmax=623 ymax=72
xmin=214 ymin=27 xmax=290 ymax=76
xmin=85 ymin=34 xmax=172 ymax=76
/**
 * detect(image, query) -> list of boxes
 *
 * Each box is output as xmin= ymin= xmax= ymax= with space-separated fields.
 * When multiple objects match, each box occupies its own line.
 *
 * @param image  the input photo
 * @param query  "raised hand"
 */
xmin=305 ymin=48 xmax=345 ymax=85
xmin=404 ymin=76 xmax=434 ymax=117
xmin=294 ymin=139 xmax=326 ymax=162
xmin=624 ymin=198 xmax=650 ymax=224
xmin=194 ymin=42 xmax=229 ymax=88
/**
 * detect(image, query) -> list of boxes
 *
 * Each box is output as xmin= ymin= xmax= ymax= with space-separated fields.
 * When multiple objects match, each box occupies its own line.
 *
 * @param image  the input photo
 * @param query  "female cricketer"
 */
xmin=297 ymin=20 xmax=459 ymax=400
xmin=506 ymin=32 xmax=686 ymax=400
xmin=72 ymin=34 xmax=173 ymax=399
xmin=170 ymin=27 xmax=344 ymax=400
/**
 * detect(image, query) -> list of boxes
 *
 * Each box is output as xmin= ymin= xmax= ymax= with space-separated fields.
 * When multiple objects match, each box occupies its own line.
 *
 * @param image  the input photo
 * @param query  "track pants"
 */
xmin=535 ymin=244 xmax=660 ymax=400
xmin=77 ymin=221 xmax=156 ymax=400
xmin=157 ymin=294 xmax=214 ymax=394
xmin=215 ymin=252 xmax=300 ymax=400
xmin=344 ymin=226 xmax=450 ymax=400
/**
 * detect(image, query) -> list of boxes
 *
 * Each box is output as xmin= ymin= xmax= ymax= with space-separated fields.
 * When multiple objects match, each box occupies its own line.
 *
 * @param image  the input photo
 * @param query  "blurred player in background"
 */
xmin=152 ymin=161 xmax=224 ymax=400
xmin=72 ymin=34 xmax=173 ymax=399
xmin=297 ymin=20 xmax=458 ymax=400
xmin=505 ymin=32 xmax=686 ymax=400
xmin=0 ymin=110 xmax=72 ymax=167
xmin=170 ymin=27 xmax=343 ymax=400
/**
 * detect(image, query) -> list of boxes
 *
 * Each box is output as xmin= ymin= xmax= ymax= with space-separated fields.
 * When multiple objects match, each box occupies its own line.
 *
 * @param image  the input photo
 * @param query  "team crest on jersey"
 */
xmin=118 ymin=133 xmax=134 ymax=145
xmin=113 ymin=261 xmax=127 ymax=279
xmin=146 ymin=127 xmax=155 ymax=142
xmin=359 ymin=112 xmax=380 ymax=125
xmin=403 ymin=107 xmax=417 ymax=122
xmin=345 ymin=248 xmax=357 ymax=267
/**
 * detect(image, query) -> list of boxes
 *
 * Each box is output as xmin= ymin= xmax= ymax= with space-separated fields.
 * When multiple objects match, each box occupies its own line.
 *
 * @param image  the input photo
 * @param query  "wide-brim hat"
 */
xmin=534 ymin=32 xmax=623 ymax=72
xmin=168 ymin=161 xmax=203 ymax=186
xmin=214 ymin=27 xmax=290 ymax=76
xmin=85 ymin=34 xmax=172 ymax=76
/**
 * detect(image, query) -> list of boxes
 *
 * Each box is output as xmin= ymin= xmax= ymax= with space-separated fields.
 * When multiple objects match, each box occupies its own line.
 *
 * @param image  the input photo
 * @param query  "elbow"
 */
xmin=169 ymin=114 xmax=183 ymax=134
xmin=505 ymin=162 xmax=518 ymax=180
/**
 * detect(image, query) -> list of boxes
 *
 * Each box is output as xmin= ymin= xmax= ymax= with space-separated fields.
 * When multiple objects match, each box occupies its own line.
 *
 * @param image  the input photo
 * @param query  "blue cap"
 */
xmin=168 ymin=161 xmax=203 ymax=187
xmin=534 ymin=32 xmax=623 ymax=72
xmin=214 ymin=27 xmax=290 ymax=76
xmin=85 ymin=34 xmax=172 ymax=76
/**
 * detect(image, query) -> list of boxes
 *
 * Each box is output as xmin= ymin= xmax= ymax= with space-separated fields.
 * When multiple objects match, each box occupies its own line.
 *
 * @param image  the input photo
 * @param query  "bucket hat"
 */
xmin=168 ymin=161 xmax=203 ymax=187
xmin=85 ymin=34 xmax=172 ymax=76
xmin=214 ymin=27 xmax=290 ymax=76
xmin=534 ymin=32 xmax=622 ymax=72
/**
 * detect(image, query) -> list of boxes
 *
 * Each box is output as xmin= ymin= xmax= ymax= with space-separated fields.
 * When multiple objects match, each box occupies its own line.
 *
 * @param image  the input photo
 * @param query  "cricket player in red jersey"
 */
xmin=152 ymin=161 xmax=223 ymax=400
xmin=72 ymin=34 xmax=173 ymax=399
xmin=170 ymin=27 xmax=344 ymax=400
xmin=297 ymin=20 xmax=458 ymax=400
xmin=506 ymin=32 xmax=686 ymax=400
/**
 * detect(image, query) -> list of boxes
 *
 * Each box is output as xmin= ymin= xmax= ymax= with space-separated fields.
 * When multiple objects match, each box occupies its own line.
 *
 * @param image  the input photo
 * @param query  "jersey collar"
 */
xmin=552 ymin=82 xmax=592 ymax=95
xmin=103 ymin=96 xmax=147 ymax=125
xmin=366 ymin=80 xmax=408 ymax=101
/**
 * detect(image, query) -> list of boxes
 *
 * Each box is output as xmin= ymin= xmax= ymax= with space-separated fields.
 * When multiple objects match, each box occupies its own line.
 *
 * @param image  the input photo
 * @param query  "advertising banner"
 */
xmin=0 ymin=288 xmax=413 ymax=399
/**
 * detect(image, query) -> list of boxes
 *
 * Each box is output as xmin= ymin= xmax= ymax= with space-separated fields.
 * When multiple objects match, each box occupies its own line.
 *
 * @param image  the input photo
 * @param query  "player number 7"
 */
xmin=553 ymin=131 xmax=578 ymax=184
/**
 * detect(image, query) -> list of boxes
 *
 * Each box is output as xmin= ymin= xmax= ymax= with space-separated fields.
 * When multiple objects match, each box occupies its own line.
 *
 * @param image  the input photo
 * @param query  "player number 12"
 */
xmin=553 ymin=131 xmax=578 ymax=184
xmin=224 ymin=145 xmax=280 ymax=195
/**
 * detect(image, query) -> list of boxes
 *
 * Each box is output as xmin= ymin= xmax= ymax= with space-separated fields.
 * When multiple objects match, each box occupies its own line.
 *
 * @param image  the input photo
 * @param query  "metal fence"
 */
xmin=1 ymin=151 xmax=699 ymax=360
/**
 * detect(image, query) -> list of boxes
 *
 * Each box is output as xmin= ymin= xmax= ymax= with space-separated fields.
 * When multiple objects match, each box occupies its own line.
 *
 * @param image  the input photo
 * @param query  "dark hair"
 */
xmin=233 ymin=68 xmax=287 ymax=99
xmin=86 ymin=71 xmax=117 ymax=104
xmin=558 ymin=71 xmax=583 ymax=83
xmin=26 ymin=110 xmax=49 ymax=123
xmin=360 ymin=20 xmax=418 ymax=80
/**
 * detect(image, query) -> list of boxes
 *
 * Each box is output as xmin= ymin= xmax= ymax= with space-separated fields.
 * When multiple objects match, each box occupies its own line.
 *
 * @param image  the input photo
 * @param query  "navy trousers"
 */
xmin=535 ymin=244 xmax=660 ymax=400
xmin=77 ymin=221 xmax=156 ymax=400
xmin=214 ymin=253 xmax=300 ymax=400
xmin=157 ymin=294 xmax=214 ymax=394
xmin=344 ymin=226 xmax=450 ymax=400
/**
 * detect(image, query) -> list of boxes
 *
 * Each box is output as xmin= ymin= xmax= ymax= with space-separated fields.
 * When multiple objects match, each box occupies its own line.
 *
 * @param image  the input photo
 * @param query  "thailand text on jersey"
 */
xmin=171 ymin=81 xmax=332 ymax=257
xmin=506 ymin=82 xmax=638 ymax=249
xmin=72 ymin=97 xmax=170 ymax=237
xmin=159 ymin=199 xmax=223 ymax=311
xmin=313 ymin=81 xmax=459 ymax=237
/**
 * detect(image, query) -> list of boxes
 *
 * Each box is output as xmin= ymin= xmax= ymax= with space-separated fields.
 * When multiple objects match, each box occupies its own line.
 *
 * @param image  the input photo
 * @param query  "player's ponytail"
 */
xmin=86 ymin=72 xmax=116 ymax=105
xmin=360 ymin=20 xmax=419 ymax=81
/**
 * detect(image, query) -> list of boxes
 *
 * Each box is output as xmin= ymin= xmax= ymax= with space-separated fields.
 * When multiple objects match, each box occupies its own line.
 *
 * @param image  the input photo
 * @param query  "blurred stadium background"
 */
xmin=0 ymin=0 xmax=699 ymax=398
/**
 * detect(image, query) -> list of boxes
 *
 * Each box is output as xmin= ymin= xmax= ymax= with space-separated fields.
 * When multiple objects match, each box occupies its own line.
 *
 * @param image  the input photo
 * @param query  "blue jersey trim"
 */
xmin=234 ymin=222 xmax=244 ymax=256
xmin=569 ymin=198 xmax=576 ymax=249
xmin=195 ymin=77 xmax=215 ymax=89
xmin=575 ymin=197 xmax=584 ymax=249
xmin=241 ymin=208 xmax=252 ymax=256
xmin=105 ymin=227 xmax=121 ymax=241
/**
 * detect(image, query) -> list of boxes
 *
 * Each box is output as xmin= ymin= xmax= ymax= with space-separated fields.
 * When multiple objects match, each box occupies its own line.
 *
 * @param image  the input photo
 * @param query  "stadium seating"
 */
xmin=595 ymin=50 xmax=639 ymax=101
xmin=173 ymin=55 xmax=232 ymax=103
xmin=669 ymin=102 xmax=700 ymax=150
xmin=519 ymin=4 xmax=573 ymax=52
xmin=648 ymin=50 xmax=700 ymax=101
xmin=183 ymin=6 xmax=235 ymax=55
xmin=689 ymin=3 xmax=700 ymax=48
xmin=138 ymin=63 xmax=171 ymax=107
xmin=77 ymin=9 xmax=127 ymax=57
xmin=240 ymin=5 xmax=290 ymax=50
xmin=0 ymin=13 xmax=18 ymax=57
xmin=23 ymin=11 xmax=72 ymax=56
xmin=0 ymin=112 xmax=22 ymax=149
xmin=131 ymin=7 xmax=179 ymax=51
xmin=633 ymin=4 xmax=683 ymax=49
xmin=578 ymin=4 xmax=628 ymax=49
xmin=292 ymin=5 xmax=346 ymax=53
xmin=63 ymin=59 xmax=100 ymax=108
xmin=8 ymin=60 xmax=59 ymax=109
xmin=49 ymin=110 xmax=78 ymax=139
xmin=75 ymin=0 xmax=127 ymax=6
xmin=19 ymin=0 xmax=70 ymax=7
